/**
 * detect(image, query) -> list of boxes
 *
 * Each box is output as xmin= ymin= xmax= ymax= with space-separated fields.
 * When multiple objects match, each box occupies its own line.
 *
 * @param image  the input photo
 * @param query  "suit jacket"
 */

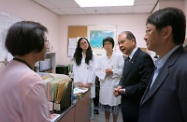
xmin=119 ymin=48 xmax=155 ymax=121
xmin=139 ymin=46 xmax=187 ymax=122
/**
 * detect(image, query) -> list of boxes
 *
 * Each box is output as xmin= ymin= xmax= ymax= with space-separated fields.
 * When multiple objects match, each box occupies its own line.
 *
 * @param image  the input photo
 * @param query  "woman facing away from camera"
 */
xmin=0 ymin=21 xmax=50 ymax=122
xmin=73 ymin=37 xmax=97 ymax=121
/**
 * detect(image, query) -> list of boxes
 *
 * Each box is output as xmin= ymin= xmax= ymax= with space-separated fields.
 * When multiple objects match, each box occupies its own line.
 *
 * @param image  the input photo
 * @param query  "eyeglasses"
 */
xmin=104 ymin=42 xmax=112 ymax=46
xmin=80 ymin=42 xmax=87 ymax=45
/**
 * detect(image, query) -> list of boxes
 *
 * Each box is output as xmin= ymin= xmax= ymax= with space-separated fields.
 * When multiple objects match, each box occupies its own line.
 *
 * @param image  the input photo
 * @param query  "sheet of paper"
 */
xmin=74 ymin=87 xmax=88 ymax=94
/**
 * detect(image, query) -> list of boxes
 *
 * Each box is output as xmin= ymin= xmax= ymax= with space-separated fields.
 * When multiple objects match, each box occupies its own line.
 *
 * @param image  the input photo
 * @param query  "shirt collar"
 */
xmin=156 ymin=45 xmax=180 ymax=69
xmin=129 ymin=47 xmax=138 ymax=60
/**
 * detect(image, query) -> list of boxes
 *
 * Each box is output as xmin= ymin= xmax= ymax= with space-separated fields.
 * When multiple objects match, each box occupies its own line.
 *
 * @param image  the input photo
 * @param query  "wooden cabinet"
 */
xmin=57 ymin=106 xmax=75 ymax=122
xmin=55 ymin=90 xmax=90 ymax=122
xmin=75 ymin=90 xmax=90 ymax=122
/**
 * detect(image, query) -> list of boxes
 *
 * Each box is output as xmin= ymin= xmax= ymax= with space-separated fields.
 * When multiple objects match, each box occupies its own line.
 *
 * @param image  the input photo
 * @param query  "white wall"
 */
xmin=58 ymin=14 xmax=149 ymax=65
xmin=0 ymin=0 xmax=60 ymax=53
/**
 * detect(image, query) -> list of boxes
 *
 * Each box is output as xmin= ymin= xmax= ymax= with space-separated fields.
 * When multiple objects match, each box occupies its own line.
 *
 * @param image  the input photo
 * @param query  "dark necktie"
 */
xmin=122 ymin=56 xmax=130 ymax=75
xmin=120 ymin=57 xmax=130 ymax=86
xmin=125 ymin=56 xmax=130 ymax=68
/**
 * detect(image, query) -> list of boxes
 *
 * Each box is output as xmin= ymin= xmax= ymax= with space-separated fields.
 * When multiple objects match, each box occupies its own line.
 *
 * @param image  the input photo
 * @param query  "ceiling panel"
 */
xmin=134 ymin=0 xmax=158 ymax=5
xmin=107 ymin=6 xmax=133 ymax=14
xmin=83 ymin=7 xmax=109 ymax=14
xmin=34 ymin=0 xmax=56 ymax=8
xmin=32 ymin=0 xmax=160 ymax=15
xmin=58 ymin=8 xmax=85 ymax=15
xmin=50 ymin=8 xmax=65 ymax=15
xmin=133 ymin=5 xmax=155 ymax=13
xmin=46 ymin=0 xmax=80 ymax=8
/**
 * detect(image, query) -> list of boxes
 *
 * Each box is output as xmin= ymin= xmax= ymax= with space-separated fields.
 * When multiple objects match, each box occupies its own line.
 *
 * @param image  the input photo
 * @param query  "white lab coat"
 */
xmin=95 ymin=52 xmax=124 ymax=106
xmin=73 ymin=53 xmax=97 ymax=98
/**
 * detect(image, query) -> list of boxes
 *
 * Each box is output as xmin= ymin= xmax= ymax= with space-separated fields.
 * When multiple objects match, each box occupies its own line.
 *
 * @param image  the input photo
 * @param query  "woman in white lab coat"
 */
xmin=73 ymin=37 xmax=97 ymax=120
xmin=95 ymin=37 xmax=124 ymax=122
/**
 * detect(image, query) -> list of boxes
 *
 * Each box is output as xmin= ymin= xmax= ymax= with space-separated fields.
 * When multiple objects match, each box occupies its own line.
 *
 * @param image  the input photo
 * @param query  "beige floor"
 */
xmin=92 ymin=108 xmax=123 ymax=122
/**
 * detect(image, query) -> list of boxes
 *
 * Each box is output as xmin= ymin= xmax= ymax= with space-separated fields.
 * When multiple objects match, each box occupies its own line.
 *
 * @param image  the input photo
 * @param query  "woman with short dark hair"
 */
xmin=0 ymin=21 xmax=50 ymax=122
xmin=96 ymin=37 xmax=124 ymax=122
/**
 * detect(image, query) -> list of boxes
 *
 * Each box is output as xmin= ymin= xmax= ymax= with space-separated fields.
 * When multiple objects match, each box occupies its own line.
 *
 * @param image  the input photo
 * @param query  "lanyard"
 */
xmin=13 ymin=57 xmax=33 ymax=70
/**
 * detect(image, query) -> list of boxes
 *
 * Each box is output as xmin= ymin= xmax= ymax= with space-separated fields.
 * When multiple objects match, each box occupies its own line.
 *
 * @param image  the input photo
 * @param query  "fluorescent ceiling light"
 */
xmin=74 ymin=0 xmax=134 ymax=7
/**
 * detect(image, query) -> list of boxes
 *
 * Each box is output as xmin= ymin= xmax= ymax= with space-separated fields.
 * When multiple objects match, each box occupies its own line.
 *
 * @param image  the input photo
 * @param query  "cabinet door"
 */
xmin=75 ymin=90 xmax=90 ymax=122
xmin=58 ymin=106 xmax=75 ymax=122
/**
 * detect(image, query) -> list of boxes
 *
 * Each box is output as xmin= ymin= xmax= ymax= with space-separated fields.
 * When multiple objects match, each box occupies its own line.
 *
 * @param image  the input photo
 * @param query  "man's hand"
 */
xmin=118 ymin=88 xmax=125 ymax=94
xmin=114 ymin=86 xmax=125 ymax=96
xmin=114 ymin=89 xmax=119 ymax=96
xmin=114 ymin=86 xmax=122 ymax=96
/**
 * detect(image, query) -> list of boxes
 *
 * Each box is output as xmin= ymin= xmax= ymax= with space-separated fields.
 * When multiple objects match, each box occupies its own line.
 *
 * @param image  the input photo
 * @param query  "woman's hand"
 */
xmin=105 ymin=68 xmax=113 ymax=75
xmin=76 ymin=82 xmax=85 ymax=87
xmin=85 ymin=82 xmax=92 ymax=88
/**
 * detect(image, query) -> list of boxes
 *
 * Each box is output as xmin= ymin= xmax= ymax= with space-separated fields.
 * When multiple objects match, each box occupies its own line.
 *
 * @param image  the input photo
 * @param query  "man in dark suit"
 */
xmin=114 ymin=31 xmax=155 ymax=122
xmin=139 ymin=7 xmax=187 ymax=122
